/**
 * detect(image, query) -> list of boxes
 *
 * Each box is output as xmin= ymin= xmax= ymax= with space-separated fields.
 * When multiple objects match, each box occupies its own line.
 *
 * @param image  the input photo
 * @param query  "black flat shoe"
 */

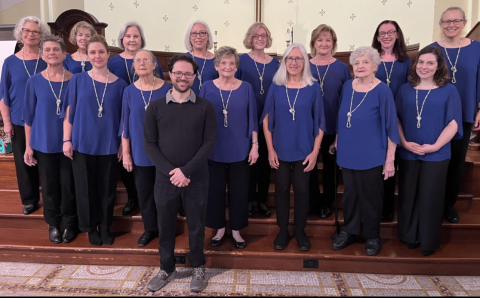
xmin=445 ymin=206 xmax=459 ymax=223
xmin=404 ymin=241 xmax=420 ymax=249
xmin=234 ymin=238 xmax=246 ymax=249
xmin=138 ymin=231 xmax=158 ymax=247
xmin=49 ymin=226 xmax=62 ymax=244
xmin=332 ymin=231 xmax=356 ymax=250
xmin=211 ymin=237 xmax=223 ymax=247
xmin=319 ymin=207 xmax=332 ymax=219
xmin=23 ymin=204 xmax=39 ymax=215
xmin=421 ymin=249 xmax=435 ymax=256
xmin=122 ymin=199 xmax=138 ymax=215
xmin=296 ymin=231 xmax=311 ymax=251
xmin=62 ymin=228 xmax=78 ymax=243
xmin=99 ymin=228 xmax=114 ymax=245
xmin=258 ymin=203 xmax=271 ymax=217
xmin=247 ymin=203 xmax=254 ymax=217
xmin=274 ymin=231 xmax=289 ymax=250
xmin=365 ymin=238 xmax=381 ymax=256
xmin=88 ymin=230 xmax=102 ymax=246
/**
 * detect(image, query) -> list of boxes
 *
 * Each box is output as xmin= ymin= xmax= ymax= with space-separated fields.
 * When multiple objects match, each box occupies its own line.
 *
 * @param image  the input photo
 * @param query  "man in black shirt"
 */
xmin=144 ymin=54 xmax=217 ymax=293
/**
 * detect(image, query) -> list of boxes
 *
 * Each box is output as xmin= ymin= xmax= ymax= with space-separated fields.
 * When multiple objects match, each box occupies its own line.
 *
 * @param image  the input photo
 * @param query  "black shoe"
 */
xmin=62 ymin=228 xmax=78 ymax=243
xmin=421 ymin=249 xmax=435 ymax=256
xmin=211 ymin=236 xmax=223 ymax=247
xmin=247 ymin=203 xmax=254 ymax=217
xmin=365 ymin=238 xmax=381 ymax=256
xmin=319 ymin=207 xmax=332 ymax=219
xmin=88 ymin=230 xmax=102 ymax=246
xmin=445 ymin=206 xmax=459 ymax=223
xmin=274 ymin=231 xmax=289 ymax=250
xmin=403 ymin=241 xmax=420 ymax=249
xmin=332 ymin=231 xmax=356 ymax=250
xmin=48 ymin=226 xmax=62 ymax=244
xmin=178 ymin=205 xmax=185 ymax=217
xmin=100 ymin=228 xmax=114 ymax=245
xmin=23 ymin=204 xmax=39 ymax=215
xmin=258 ymin=203 xmax=271 ymax=217
xmin=138 ymin=231 xmax=158 ymax=247
xmin=295 ymin=231 xmax=311 ymax=251
xmin=122 ymin=199 xmax=138 ymax=215
xmin=233 ymin=237 xmax=246 ymax=249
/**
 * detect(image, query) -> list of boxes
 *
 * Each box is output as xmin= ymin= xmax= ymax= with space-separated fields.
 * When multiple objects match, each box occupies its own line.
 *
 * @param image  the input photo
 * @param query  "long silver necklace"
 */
xmin=442 ymin=37 xmax=462 ymax=84
xmin=91 ymin=70 xmax=110 ymax=118
xmin=314 ymin=56 xmax=332 ymax=96
xmin=45 ymin=67 xmax=65 ymax=115
xmin=346 ymin=79 xmax=374 ymax=128
xmin=193 ymin=51 xmax=207 ymax=90
xmin=124 ymin=55 xmax=136 ymax=84
xmin=251 ymin=52 xmax=266 ymax=95
xmin=382 ymin=59 xmax=395 ymax=86
xmin=139 ymin=76 xmax=155 ymax=110
xmin=218 ymin=80 xmax=235 ymax=127
xmin=77 ymin=50 xmax=87 ymax=72
xmin=22 ymin=48 xmax=40 ymax=77
xmin=285 ymin=81 xmax=301 ymax=121
xmin=415 ymin=85 xmax=434 ymax=129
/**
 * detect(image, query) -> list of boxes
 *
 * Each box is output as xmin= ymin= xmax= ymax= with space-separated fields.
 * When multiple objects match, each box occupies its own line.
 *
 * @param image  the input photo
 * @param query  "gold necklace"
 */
xmin=442 ymin=37 xmax=462 ymax=84
xmin=347 ymin=79 xmax=374 ymax=128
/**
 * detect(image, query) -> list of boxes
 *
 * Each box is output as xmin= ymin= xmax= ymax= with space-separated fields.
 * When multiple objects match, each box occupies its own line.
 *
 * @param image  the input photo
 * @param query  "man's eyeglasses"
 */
xmin=22 ymin=28 xmax=41 ymax=36
xmin=171 ymin=71 xmax=195 ymax=79
xmin=378 ymin=30 xmax=396 ymax=37
xmin=190 ymin=31 xmax=207 ymax=38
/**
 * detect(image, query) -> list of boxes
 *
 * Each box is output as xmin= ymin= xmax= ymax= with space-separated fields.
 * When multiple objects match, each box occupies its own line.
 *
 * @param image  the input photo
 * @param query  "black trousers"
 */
xmin=133 ymin=165 xmax=158 ymax=232
xmin=36 ymin=151 xmax=76 ymax=229
xmin=398 ymin=159 xmax=449 ymax=251
xmin=382 ymin=154 xmax=399 ymax=217
xmin=71 ymin=151 xmax=118 ymax=232
xmin=248 ymin=130 xmax=270 ymax=204
xmin=155 ymin=174 xmax=208 ymax=273
xmin=309 ymin=134 xmax=338 ymax=209
xmin=342 ymin=166 xmax=383 ymax=239
xmin=11 ymin=124 xmax=40 ymax=205
xmin=207 ymin=159 xmax=249 ymax=230
xmin=275 ymin=160 xmax=310 ymax=233
xmin=445 ymin=122 xmax=473 ymax=208
xmin=119 ymin=161 xmax=138 ymax=202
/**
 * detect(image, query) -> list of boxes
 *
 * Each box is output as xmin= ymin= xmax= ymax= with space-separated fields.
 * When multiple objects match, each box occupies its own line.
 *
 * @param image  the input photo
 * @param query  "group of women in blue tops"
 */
xmin=0 ymin=5 xmax=479 ymax=257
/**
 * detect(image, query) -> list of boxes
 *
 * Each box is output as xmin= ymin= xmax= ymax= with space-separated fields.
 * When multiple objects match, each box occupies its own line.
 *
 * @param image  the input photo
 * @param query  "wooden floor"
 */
xmin=0 ymin=150 xmax=480 ymax=276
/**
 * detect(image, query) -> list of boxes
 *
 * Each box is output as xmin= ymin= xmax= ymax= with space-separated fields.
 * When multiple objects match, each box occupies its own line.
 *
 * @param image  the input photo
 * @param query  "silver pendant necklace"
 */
xmin=314 ymin=56 xmax=332 ymax=96
xmin=140 ymin=76 xmax=155 ymax=110
xmin=91 ymin=70 xmax=110 ymax=118
xmin=442 ymin=37 xmax=462 ymax=84
xmin=45 ymin=67 xmax=65 ymax=115
xmin=124 ymin=55 xmax=136 ymax=84
xmin=347 ymin=79 xmax=374 ymax=128
xmin=415 ymin=85 xmax=434 ymax=129
xmin=22 ymin=48 xmax=40 ymax=77
xmin=251 ymin=52 xmax=266 ymax=95
xmin=192 ymin=51 xmax=207 ymax=90
xmin=285 ymin=81 xmax=301 ymax=121
xmin=382 ymin=59 xmax=395 ymax=86
xmin=77 ymin=50 xmax=87 ymax=72
xmin=218 ymin=80 xmax=235 ymax=127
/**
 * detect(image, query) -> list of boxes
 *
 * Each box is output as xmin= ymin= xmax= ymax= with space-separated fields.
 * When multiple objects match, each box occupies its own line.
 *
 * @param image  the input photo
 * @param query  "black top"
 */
xmin=143 ymin=94 xmax=217 ymax=181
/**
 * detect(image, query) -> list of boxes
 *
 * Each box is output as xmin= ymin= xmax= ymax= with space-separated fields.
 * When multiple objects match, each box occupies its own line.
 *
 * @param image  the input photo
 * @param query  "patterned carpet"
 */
xmin=0 ymin=262 xmax=479 ymax=296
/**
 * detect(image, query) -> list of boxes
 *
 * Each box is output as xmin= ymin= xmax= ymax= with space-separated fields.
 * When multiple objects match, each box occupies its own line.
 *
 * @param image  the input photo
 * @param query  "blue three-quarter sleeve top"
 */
xmin=107 ymin=54 xmax=164 ymax=84
xmin=337 ymin=81 xmax=400 ymax=170
xmin=187 ymin=52 xmax=218 ymax=95
xmin=199 ymin=80 xmax=257 ymax=163
xmin=261 ymin=83 xmax=326 ymax=162
xmin=23 ymin=73 xmax=70 ymax=153
xmin=63 ymin=54 xmax=92 ymax=74
xmin=62 ymin=72 xmax=128 ymax=155
xmin=0 ymin=55 xmax=47 ymax=126
xmin=430 ymin=40 xmax=480 ymax=123
xmin=396 ymin=83 xmax=463 ymax=161
xmin=376 ymin=58 xmax=411 ymax=99
xmin=236 ymin=54 xmax=280 ymax=122
xmin=121 ymin=81 xmax=172 ymax=166
xmin=309 ymin=60 xmax=351 ymax=135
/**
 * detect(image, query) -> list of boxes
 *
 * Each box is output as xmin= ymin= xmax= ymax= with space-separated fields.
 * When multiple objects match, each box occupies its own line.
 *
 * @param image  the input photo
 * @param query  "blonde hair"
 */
xmin=310 ymin=24 xmax=338 ymax=57
xmin=440 ymin=7 xmax=467 ymax=23
xmin=243 ymin=22 xmax=273 ymax=50
xmin=214 ymin=46 xmax=240 ymax=68
xmin=184 ymin=20 xmax=213 ymax=51
xmin=69 ymin=21 xmax=96 ymax=45
xmin=273 ymin=43 xmax=315 ymax=86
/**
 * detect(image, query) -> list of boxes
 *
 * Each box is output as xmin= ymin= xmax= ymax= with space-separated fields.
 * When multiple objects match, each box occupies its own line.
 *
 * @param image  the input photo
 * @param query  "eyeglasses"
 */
xmin=253 ymin=34 xmax=267 ymax=40
xmin=286 ymin=57 xmax=304 ymax=64
xmin=22 ymin=28 xmax=41 ymax=36
xmin=441 ymin=19 xmax=465 ymax=26
xmin=171 ymin=71 xmax=194 ymax=79
xmin=378 ymin=30 xmax=396 ymax=37
xmin=76 ymin=33 xmax=92 ymax=39
xmin=134 ymin=58 xmax=153 ymax=64
xmin=190 ymin=31 xmax=207 ymax=38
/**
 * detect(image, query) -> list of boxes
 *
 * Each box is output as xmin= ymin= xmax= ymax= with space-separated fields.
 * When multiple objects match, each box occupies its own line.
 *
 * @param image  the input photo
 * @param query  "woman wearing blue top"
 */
xmin=308 ymin=24 xmax=351 ymax=219
xmin=236 ymin=22 xmax=279 ymax=218
xmin=371 ymin=20 xmax=411 ymax=222
xmin=430 ymin=7 xmax=480 ymax=223
xmin=24 ymin=35 xmax=77 ymax=244
xmin=63 ymin=21 xmax=95 ymax=73
xmin=331 ymin=46 xmax=399 ymax=256
xmin=108 ymin=22 xmax=164 ymax=217
xmin=62 ymin=35 xmax=128 ymax=246
xmin=185 ymin=20 xmax=218 ymax=95
xmin=200 ymin=46 xmax=258 ymax=249
xmin=121 ymin=49 xmax=172 ymax=247
xmin=0 ymin=16 xmax=48 ymax=215
xmin=262 ymin=43 xmax=325 ymax=251
xmin=396 ymin=46 xmax=462 ymax=256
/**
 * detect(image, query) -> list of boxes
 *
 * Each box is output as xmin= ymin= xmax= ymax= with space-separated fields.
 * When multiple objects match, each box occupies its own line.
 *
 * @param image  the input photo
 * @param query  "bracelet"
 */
xmin=252 ymin=141 xmax=259 ymax=145
xmin=63 ymin=140 xmax=72 ymax=143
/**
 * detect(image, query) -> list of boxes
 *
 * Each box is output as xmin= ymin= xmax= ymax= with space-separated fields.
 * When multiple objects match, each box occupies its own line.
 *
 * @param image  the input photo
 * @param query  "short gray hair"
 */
xmin=133 ymin=49 xmax=161 ymax=78
xmin=13 ymin=16 xmax=50 ymax=43
xmin=440 ymin=7 xmax=467 ymax=23
xmin=40 ymin=34 xmax=66 ymax=53
xmin=349 ymin=46 xmax=381 ymax=68
xmin=214 ymin=46 xmax=239 ymax=68
xmin=184 ymin=20 xmax=213 ymax=52
xmin=117 ymin=21 xmax=146 ymax=50
xmin=273 ymin=43 xmax=315 ymax=86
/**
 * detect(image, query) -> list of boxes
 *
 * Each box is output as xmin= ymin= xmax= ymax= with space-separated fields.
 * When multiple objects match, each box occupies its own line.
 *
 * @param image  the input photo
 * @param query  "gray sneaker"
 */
xmin=190 ymin=266 xmax=207 ymax=293
xmin=147 ymin=269 xmax=176 ymax=292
